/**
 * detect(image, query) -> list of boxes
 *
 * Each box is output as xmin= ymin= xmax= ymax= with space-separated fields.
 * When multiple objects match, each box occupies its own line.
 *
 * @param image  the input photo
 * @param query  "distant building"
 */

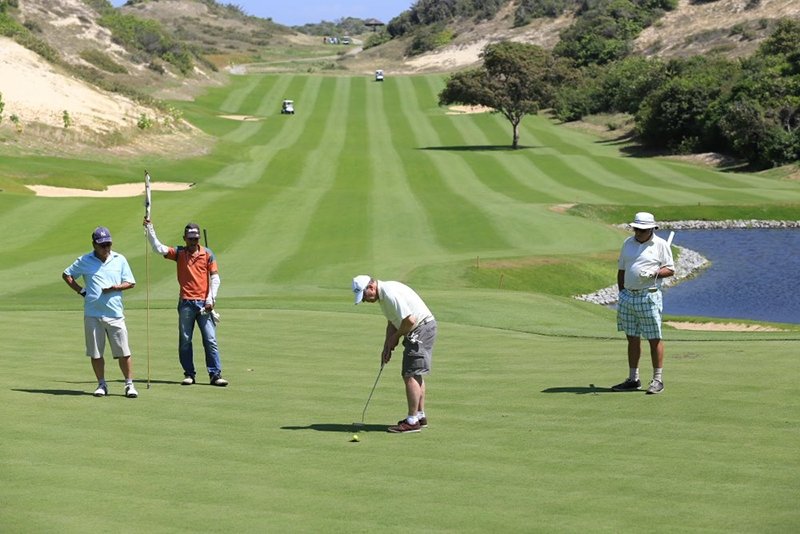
xmin=364 ymin=18 xmax=385 ymax=32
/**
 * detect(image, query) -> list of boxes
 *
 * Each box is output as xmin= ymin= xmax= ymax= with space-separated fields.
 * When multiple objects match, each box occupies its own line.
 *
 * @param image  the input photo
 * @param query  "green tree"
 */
xmin=635 ymin=56 xmax=740 ymax=152
xmin=439 ymin=42 xmax=557 ymax=148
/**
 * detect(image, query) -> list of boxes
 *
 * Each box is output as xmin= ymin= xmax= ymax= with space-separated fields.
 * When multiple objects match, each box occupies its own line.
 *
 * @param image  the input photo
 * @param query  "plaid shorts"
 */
xmin=617 ymin=289 xmax=663 ymax=339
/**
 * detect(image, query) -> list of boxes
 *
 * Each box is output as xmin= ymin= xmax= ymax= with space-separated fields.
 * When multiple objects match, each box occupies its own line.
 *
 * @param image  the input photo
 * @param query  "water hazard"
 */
xmin=662 ymin=228 xmax=800 ymax=324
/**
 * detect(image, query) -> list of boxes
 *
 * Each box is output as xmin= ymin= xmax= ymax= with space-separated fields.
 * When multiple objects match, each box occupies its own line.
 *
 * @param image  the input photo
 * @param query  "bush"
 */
xmin=635 ymin=56 xmax=741 ymax=152
xmin=79 ymin=48 xmax=127 ymax=74
xmin=363 ymin=31 xmax=391 ymax=50
xmin=98 ymin=11 xmax=195 ymax=74
xmin=137 ymin=114 xmax=153 ymax=130
xmin=514 ymin=0 xmax=575 ymax=27
xmin=554 ymin=0 xmax=677 ymax=66
xmin=406 ymin=24 xmax=454 ymax=56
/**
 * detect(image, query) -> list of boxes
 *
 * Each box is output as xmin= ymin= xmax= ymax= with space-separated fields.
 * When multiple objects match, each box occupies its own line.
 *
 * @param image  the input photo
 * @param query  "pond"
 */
xmin=661 ymin=228 xmax=800 ymax=324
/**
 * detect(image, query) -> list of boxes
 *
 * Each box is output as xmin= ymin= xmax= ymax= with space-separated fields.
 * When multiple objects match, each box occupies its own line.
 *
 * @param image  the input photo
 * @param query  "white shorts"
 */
xmin=84 ymin=316 xmax=130 ymax=359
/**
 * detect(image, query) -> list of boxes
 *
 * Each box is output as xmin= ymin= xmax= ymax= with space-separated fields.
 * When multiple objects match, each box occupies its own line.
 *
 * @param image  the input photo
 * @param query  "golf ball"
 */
xmin=351 ymin=434 xmax=360 ymax=442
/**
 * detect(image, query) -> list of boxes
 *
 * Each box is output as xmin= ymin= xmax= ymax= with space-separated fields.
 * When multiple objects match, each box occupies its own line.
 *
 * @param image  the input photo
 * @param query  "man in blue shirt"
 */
xmin=63 ymin=226 xmax=138 ymax=398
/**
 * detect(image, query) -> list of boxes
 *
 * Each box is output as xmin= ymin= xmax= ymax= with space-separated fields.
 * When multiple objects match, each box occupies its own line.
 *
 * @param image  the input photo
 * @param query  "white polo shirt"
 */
xmin=377 ymin=281 xmax=433 ymax=329
xmin=618 ymin=234 xmax=674 ymax=290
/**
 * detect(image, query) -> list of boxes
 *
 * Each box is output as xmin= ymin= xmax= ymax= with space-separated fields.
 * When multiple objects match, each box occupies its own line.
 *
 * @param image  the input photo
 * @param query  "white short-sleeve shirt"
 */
xmin=618 ymin=234 xmax=674 ymax=290
xmin=377 ymin=281 xmax=433 ymax=329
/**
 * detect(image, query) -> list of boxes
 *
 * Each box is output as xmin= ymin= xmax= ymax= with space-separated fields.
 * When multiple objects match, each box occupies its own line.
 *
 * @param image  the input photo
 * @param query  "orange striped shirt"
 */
xmin=165 ymin=246 xmax=218 ymax=300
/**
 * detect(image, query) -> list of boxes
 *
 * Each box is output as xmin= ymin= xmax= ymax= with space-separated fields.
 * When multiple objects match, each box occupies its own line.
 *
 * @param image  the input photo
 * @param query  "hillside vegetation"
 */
xmin=0 ymin=0 xmax=799 ymax=165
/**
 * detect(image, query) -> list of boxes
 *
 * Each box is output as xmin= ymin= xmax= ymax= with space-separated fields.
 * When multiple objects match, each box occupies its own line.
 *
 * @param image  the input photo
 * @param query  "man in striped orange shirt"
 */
xmin=144 ymin=218 xmax=229 ymax=387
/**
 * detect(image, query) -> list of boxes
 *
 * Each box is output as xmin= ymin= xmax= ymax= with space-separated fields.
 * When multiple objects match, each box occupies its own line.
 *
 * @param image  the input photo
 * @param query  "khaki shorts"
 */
xmin=402 ymin=320 xmax=436 ymax=376
xmin=84 ymin=316 xmax=130 ymax=359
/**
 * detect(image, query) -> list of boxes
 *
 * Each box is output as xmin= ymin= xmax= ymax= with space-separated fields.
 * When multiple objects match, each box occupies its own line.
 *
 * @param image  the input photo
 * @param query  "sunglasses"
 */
xmin=95 ymin=242 xmax=112 ymax=248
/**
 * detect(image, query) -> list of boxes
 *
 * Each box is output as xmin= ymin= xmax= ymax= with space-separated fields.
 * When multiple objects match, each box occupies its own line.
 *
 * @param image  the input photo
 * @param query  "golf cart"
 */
xmin=281 ymin=99 xmax=295 ymax=114
xmin=375 ymin=69 xmax=384 ymax=82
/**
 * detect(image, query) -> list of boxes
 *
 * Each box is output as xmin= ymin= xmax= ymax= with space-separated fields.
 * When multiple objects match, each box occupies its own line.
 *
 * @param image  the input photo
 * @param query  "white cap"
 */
xmin=352 ymin=275 xmax=371 ymax=304
xmin=630 ymin=212 xmax=658 ymax=230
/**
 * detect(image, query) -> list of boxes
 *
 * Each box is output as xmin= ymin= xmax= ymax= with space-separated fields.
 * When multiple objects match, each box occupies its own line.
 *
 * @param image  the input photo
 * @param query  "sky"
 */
xmin=109 ymin=1 xmax=416 ymax=27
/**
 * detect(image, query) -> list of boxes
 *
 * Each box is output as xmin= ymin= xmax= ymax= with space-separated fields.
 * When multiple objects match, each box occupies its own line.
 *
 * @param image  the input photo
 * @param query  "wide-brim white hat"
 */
xmin=630 ymin=212 xmax=658 ymax=230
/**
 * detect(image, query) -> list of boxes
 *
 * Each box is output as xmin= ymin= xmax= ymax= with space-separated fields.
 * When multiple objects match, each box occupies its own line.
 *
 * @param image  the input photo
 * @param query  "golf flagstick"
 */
xmin=144 ymin=171 xmax=152 ymax=389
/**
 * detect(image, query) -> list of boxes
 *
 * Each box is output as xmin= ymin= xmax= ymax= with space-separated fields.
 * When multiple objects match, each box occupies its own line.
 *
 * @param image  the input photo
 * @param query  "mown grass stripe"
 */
xmin=364 ymin=78 xmax=448 ymax=274
xmin=204 ymin=76 xmax=323 ymax=190
xmin=388 ymin=76 xmax=511 ymax=252
xmin=268 ymin=77 xmax=375 ymax=283
xmin=589 ymin=156 xmax=785 ymax=204
xmin=559 ymin=155 xmax=700 ymax=204
xmin=519 ymin=154 xmax=614 ymax=204
xmin=258 ymin=77 xmax=359 ymax=284
xmin=439 ymin=112 xmax=563 ymax=204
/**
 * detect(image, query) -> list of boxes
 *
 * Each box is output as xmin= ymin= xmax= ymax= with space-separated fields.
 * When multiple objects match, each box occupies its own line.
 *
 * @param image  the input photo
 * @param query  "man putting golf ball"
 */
xmin=353 ymin=275 xmax=437 ymax=433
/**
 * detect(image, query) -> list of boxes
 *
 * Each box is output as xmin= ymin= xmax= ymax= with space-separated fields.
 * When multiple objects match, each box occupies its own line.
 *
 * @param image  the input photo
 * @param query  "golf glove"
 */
xmin=641 ymin=268 xmax=658 ymax=279
xmin=200 ymin=308 xmax=221 ymax=325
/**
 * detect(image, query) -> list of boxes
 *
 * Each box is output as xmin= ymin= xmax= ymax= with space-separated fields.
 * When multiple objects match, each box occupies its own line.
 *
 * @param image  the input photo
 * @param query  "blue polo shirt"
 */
xmin=64 ymin=251 xmax=135 ymax=318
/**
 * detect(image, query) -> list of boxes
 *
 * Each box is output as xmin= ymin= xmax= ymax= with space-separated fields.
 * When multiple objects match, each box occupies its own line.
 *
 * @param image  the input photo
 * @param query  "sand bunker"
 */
xmin=666 ymin=321 xmax=784 ymax=332
xmin=220 ymin=114 xmax=262 ymax=121
xmin=447 ymin=105 xmax=493 ymax=115
xmin=28 ymin=182 xmax=193 ymax=198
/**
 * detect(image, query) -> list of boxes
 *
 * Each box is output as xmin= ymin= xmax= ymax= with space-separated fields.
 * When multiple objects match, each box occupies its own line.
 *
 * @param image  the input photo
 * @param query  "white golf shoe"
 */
xmin=125 ymin=384 xmax=139 ymax=398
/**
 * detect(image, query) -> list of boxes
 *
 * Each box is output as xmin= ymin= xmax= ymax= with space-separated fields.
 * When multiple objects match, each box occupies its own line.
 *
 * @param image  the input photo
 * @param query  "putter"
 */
xmin=354 ymin=363 xmax=384 ymax=429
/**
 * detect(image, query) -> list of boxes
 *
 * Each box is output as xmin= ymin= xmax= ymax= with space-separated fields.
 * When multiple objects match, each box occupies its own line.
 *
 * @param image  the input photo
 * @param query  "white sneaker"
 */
xmin=125 ymin=384 xmax=139 ymax=398
xmin=93 ymin=384 xmax=108 ymax=397
xmin=181 ymin=376 xmax=195 ymax=385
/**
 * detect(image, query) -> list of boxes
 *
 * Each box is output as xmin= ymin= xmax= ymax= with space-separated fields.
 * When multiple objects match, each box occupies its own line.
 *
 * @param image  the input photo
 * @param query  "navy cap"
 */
xmin=92 ymin=226 xmax=112 ymax=244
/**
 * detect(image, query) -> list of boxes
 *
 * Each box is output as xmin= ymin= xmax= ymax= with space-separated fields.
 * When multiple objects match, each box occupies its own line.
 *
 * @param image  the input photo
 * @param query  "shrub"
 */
xmin=137 ymin=114 xmax=153 ymax=130
xmin=363 ymin=31 xmax=391 ymax=50
xmin=79 ymin=49 xmax=127 ymax=74
xmin=406 ymin=24 xmax=453 ymax=56
xmin=10 ymin=113 xmax=21 ymax=133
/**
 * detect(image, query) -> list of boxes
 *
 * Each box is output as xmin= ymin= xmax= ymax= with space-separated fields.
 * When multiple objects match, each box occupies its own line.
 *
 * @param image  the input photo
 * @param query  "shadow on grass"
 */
xmin=281 ymin=423 xmax=390 ymax=433
xmin=13 ymin=388 xmax=93 ymax=396
xmin=541 ymin=385 xmax=614 ymax=394
xmin=12 ymin=378 xmax=186 ymax=396
xmin=420 ymin=145 xmax=537 ymax=152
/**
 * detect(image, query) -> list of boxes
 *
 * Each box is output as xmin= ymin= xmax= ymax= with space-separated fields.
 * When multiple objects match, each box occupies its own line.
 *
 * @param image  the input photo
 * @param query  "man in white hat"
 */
xmin=353 ymin=275 xmax=437 ymax=433
xmin=613 ymin=212 xmax=675 ymax=394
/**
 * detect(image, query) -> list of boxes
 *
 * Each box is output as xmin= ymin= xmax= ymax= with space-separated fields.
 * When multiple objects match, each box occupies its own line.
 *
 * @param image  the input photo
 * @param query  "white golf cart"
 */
xmin=375 ymin=69 xmax=384 ymax=82
xmin=281 ymin=99 xmax=295 ymax=114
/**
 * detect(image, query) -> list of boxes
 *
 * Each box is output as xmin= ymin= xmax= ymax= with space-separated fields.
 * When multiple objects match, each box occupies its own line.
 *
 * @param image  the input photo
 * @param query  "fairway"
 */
xmin=1 ymin=73 xmax=799 ymax=532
